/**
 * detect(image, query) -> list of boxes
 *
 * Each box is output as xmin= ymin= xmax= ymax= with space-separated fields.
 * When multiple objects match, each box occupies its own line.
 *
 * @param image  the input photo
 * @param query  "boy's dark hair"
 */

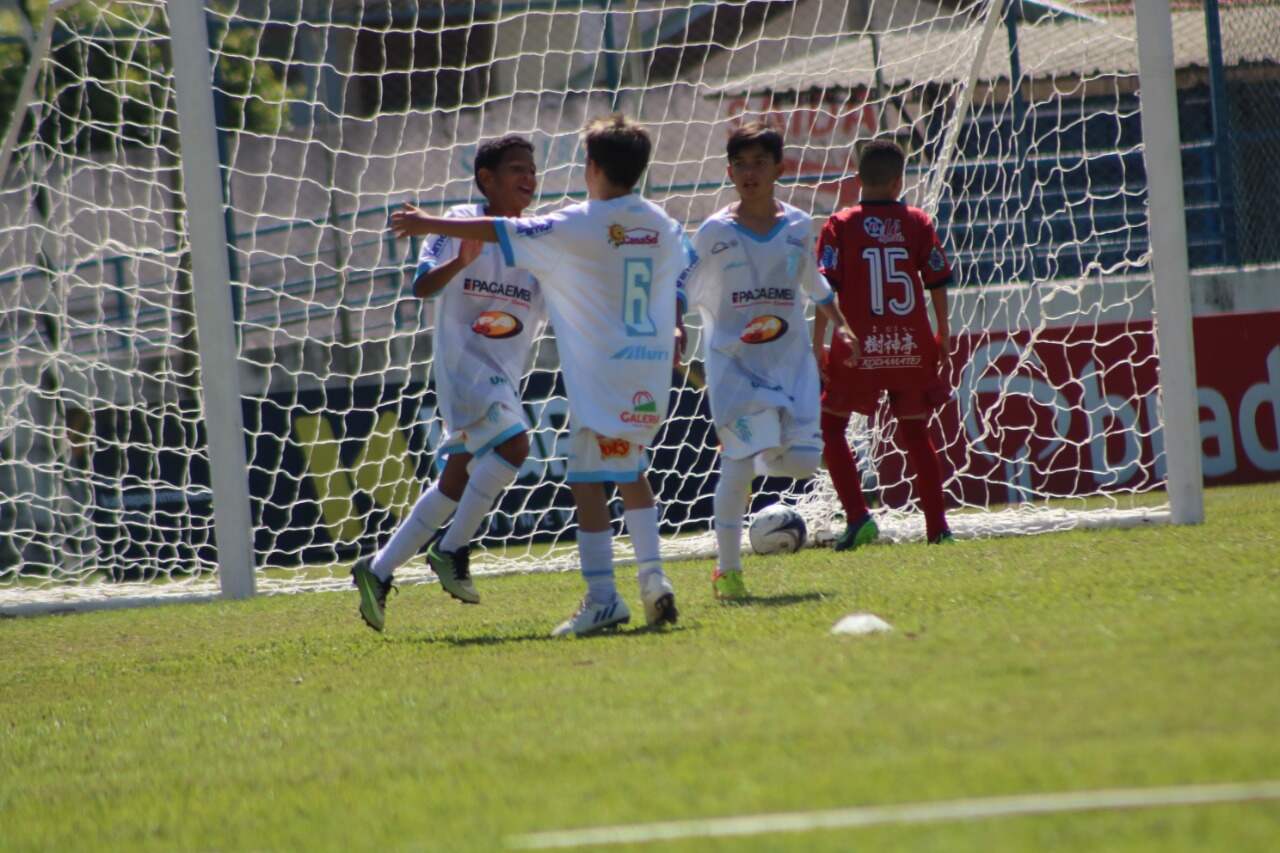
xmin=726 ymin=121 xmax=784 ymax=163
xmin=474 ymin=135 xmax=534 ymax=191
xmin=857 ymin=139 xmax=907 ymax=188
xmin=582 ymin=113 xmax=651 ymax=190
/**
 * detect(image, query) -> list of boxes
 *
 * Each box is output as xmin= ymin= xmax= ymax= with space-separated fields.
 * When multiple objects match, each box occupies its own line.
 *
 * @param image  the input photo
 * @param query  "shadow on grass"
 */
xmin=719 ymin=591 xmax=829 ymax=608
xmin=397 ymin=622 xmax=696 ymax=648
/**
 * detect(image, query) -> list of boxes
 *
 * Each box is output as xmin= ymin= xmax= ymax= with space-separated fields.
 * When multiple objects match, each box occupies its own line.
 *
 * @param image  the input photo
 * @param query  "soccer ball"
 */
xmin=748 ymin=504 xmax=808 ymax=555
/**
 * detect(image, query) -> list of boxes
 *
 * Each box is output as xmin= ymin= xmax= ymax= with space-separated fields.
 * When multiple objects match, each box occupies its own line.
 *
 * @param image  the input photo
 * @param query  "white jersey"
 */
xmin=416 ymin=204 xmax=546 ymax=429
xmin=494 ymin=195 xmax=687 ymax=446
xmin=683 ymin=202 xmax=834 ymax=429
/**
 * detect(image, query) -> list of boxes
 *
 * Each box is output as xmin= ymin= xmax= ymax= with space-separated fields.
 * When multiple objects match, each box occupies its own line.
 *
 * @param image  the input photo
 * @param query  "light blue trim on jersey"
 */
xmin=416 ymin=257 xmax=438 ymax=278
xmin=471 ymin=424 xmax=526 ymax=460
xmin=494 ymin=219 xmax=516 ymax=266
xmin=434 ymin=441 xmax=468 ymax=473
xmin=730 ymin=218 xmax=787 ymax=244
xmin=566 ymin=468 xmax=643 ymax=484
xmin=789 ymin=444 xmax=824 ymax=454
xmin=814 ymin=290 xmax=835 ymax=306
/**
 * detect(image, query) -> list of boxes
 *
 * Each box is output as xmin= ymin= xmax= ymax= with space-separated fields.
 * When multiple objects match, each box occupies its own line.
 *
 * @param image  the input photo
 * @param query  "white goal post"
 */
xmin=0 ymin=0 xmax=1205 ymax=614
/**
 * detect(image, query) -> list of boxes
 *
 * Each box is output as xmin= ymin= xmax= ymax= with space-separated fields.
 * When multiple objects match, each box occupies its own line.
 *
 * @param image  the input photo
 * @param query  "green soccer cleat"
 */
xmin=712 ymin=568 xmax=749 ymax=602
xmin=351 ymin=556 xmax=394 ymax=632
xmin=929 ymin=530 xmax=957 ymax=545
xmin=426 ymin=542 xmax=480 ymax=604
xmin=833 ymin=514 xmax=879 ymax=552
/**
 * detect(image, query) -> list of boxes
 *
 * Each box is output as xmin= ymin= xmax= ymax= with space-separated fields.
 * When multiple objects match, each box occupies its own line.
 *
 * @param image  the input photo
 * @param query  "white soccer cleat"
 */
xmin=551 ymin=594 xmax=631 ymax=638
xmin=639 ymin=572 xmax=679 ymax=627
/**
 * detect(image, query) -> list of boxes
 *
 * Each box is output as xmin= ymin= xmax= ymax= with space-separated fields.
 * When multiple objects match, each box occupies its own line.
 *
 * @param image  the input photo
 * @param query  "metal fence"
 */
xmin=1177 ymin=0 xmax=1280 ymax=267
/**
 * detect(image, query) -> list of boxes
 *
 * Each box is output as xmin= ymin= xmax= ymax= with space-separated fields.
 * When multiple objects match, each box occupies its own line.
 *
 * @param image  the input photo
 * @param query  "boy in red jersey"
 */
xmin=813 ymin=140 xmax=954 ymax=547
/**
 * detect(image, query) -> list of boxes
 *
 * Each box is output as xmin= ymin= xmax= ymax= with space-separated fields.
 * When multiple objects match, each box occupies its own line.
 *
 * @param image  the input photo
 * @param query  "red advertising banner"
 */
xmin=871 ymin=311 xmax=1280 ymax=507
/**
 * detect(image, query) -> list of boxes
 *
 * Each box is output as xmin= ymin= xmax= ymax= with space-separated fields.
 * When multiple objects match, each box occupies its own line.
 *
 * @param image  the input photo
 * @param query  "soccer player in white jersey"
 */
xmin=682 ymin=122 xmax=858 ymax=601
xmin=351 ymin=135 xmax=545 ymax=632
xmin=393 ymin=114 xmax=687 ymax=637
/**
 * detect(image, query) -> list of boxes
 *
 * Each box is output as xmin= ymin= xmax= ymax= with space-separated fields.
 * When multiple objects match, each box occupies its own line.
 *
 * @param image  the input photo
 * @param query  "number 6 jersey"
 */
xmin=494 ymin=195 xmax=688 ymax=447
xmin=816 ymin=199 xmax=953 ymax=391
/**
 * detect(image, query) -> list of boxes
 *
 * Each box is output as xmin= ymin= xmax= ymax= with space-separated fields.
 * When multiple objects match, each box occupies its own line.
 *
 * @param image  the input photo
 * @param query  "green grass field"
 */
xmin=2 ymin=483 xmax=1278 ymax=851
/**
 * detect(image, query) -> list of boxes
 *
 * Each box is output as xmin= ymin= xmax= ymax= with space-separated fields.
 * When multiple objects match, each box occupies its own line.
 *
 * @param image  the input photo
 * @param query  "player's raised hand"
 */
xmin=457 ymin=238 xmax=484 ymax=266
xmin=835 ymin=326 xmax=860 ymax=366
xmin=391 ymin=203 xmax=433 ymax=238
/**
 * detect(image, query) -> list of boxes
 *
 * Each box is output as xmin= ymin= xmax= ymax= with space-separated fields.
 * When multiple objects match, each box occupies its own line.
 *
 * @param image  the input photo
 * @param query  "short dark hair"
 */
xmin=726 ymin=121 xmax=784 ymax=163
xmin=582 ymin=113 xmax=651 ymax=190
xmin=473 ymin=135 xmax=534 ymax=191
xmin=857 ymin=139 xmax=907 ymax=188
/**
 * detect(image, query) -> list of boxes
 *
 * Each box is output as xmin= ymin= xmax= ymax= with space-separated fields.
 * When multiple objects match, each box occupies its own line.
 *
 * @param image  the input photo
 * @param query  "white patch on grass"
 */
xmin=831 ymin=612 xmax=893 ymax=635
xmin=507 ymin=780 xmax=1280 ymax=849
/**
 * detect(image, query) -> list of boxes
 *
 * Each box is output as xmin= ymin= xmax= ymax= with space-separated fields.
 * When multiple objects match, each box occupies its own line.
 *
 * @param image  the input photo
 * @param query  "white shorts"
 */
xmin=565 ymin=428 xmax=648 ymax=483
xmin=718 ymin=406 xmax=823 ymax=461
xmin=437 ymin=401 xmax=529 ymax=471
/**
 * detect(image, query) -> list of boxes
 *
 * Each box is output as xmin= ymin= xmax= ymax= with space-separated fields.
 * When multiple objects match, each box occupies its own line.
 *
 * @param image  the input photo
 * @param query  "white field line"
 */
xmin=507 ymin=780 xmax=1280 ymax=849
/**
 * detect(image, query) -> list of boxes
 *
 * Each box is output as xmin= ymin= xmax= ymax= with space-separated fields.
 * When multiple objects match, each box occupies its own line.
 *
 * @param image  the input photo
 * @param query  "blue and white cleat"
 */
xmin=551 ymin=594 xmax=631 ymax=638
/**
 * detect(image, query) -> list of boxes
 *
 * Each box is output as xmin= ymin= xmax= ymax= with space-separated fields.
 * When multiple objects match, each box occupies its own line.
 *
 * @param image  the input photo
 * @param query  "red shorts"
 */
xmin=822 ymin=364 xmax=950 ymax=419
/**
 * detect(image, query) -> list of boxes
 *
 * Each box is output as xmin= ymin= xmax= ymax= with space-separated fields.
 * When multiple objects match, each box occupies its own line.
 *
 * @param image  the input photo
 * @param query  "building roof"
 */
xmin=705 ymin=5 xmax=1280 ymax=95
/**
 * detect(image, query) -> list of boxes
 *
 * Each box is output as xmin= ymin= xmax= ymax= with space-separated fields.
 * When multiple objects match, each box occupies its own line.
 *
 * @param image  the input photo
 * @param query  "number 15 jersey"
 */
xmin=817 ymin=199 xmax=953 ymax=391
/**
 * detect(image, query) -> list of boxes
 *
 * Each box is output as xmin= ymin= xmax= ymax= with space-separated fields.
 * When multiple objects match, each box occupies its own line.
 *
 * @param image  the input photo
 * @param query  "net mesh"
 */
xmin=2 ymin=0 xmax=1207 ymax=610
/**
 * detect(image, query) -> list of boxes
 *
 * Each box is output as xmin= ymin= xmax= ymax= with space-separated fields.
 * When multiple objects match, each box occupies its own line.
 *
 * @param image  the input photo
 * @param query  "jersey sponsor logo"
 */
xmin=471 ymin=310 xmax=524 ymax=339
xmin=609 ymin=224 xmax=660 ymax=248
xmin=620 ymin=390 xmax=661 ymax=425
xmin=731 ymin=287 xmax=794 ymax=305
xmin=741 ymin=314 xmax=789 ymax=344
xmin=515 ymin=218 xmax=553 ymax=237
xmin=462 ymin=277 xmax=533 ymax=303
xmin=595 ymin=436 xmax=632 ymax=459
xmin=820 ymin=244 xmax=838 ymax=271
xmin=863 ymin=216 xmax=904 ymax=243
xmin=928 ymin=246 xmax=946 ymax=272
xmin=710 ymin=239 xmax=738 ymax=255
xmin=611 ymin=344 xmax=670 ymax=361
xmin=859 ymin=354 xmax=923 ymax=369
xmin=862 ymin=328 xmax=918 ymax=355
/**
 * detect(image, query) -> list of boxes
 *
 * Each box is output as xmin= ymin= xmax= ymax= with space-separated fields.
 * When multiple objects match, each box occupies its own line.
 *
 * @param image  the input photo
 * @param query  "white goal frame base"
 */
xmin=0 ymin=506 xmax=1171 ymax=617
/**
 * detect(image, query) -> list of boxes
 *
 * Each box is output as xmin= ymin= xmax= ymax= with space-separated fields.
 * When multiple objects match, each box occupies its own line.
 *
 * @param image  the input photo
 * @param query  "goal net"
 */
xmin=0 ymin=0 xmax=1193 ymax=612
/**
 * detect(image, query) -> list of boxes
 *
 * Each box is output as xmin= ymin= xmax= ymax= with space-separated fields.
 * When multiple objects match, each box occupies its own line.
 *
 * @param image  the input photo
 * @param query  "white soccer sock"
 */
xmin=577 ymin=528 xmax=616 ymax=604
xmin=714 ymin=455 xmax=754 ymax=572
xmin=439 ymin=453 xmax=518 ymax=552
xmin=755 ymin=447 xmax=822 ymax=480
xmin=372 ymin=486 xmax=457 ymax=580
xmin=624 ymin=505 xmax=663 ymax=580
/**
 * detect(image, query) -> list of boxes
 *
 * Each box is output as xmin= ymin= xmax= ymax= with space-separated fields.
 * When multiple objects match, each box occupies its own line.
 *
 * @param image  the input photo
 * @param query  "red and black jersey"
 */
xmin=817 ymin=200 xmax=952 ymax=391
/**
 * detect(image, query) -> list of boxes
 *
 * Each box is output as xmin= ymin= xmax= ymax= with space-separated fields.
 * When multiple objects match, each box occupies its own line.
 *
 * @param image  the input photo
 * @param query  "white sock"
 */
xmin=624 ymin=505 xmax=663 ymax=581
xmin=714 ymin=455 xmax=754 ymax=573
xmin=755 ymin=447 xmax=822 ymax=480
xmin=577 ymin=528 xmax=616 ymax=604
xmin=439 ymin=453 xmax=518 ymax=552
xmin=372 ymin=486 xmax=457 ymax=580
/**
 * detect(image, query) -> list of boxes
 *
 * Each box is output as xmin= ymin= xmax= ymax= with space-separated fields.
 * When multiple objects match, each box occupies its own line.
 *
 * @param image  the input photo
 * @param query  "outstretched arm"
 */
xmin=392 ymin=203 xmax=499 ymax=242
